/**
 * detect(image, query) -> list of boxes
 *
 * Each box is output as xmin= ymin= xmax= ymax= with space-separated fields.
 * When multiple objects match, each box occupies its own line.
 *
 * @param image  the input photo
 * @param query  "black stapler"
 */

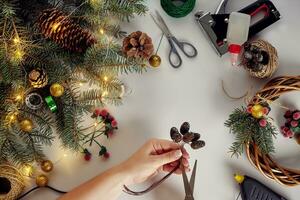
xmin=195 ymin=0 xmax=281 ymax=56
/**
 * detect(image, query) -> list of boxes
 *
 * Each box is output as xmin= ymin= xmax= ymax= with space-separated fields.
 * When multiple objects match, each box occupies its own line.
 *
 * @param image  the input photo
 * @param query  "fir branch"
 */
xmin=225 ymin=107 xmax=278 ymax=157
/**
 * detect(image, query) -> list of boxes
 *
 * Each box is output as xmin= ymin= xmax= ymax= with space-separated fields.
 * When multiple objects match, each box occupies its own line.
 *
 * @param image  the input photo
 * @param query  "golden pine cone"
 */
xmin=122 ymin=31 xmax=154 ymax=59
xmin=37 ymin=8 xmax=96 ymax=53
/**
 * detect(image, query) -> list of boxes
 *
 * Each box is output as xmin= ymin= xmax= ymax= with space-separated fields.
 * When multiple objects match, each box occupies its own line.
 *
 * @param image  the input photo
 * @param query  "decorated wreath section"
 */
xmin=226 ymin=76 xmax=300 ymax=186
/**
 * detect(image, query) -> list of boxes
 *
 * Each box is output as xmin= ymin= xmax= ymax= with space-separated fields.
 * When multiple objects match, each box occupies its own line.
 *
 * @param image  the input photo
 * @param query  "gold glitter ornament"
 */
xmin=19 ymin=119 xmax=34 ymax=132
xmin=149 ymin=54 xmax=161 ymax=68
xmin=41 ymin=160 xmax=53 ymax=173
xmin=50 ymin=83 xmax=64 ymax=97
xmin=36 ymin=174 xmax=48 ymax=187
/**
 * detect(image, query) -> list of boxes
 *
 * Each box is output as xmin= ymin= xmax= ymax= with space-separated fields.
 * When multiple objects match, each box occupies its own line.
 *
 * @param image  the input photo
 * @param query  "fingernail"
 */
xmin=174 ymin=150 xmax=182 ymax=158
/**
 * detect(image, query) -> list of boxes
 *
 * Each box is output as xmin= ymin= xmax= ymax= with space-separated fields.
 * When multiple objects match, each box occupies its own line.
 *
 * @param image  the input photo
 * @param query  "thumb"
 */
xmin=154 ymin=150 xmax=182 ymax=166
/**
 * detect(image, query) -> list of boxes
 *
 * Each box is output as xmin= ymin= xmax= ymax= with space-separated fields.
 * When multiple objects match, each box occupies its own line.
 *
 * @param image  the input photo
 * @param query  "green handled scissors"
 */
xmin=150 ymin=11 xmax=198 ymax=68
xmin=182 ymin=160 xmax=197 ymax=200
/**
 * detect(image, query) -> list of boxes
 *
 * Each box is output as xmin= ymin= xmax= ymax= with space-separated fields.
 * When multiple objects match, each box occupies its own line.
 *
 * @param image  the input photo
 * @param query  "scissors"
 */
xmin=182 ymin=160 xmax=197 ymax=200
xmin=150 ymin=11 xmax=198 ymax=68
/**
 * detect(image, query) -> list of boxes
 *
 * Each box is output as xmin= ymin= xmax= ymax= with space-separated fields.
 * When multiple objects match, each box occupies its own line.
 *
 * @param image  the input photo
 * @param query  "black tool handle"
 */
xmin=241 ymin=176 xmax=288 ymax=200
xmin=239 ymin=0 xmax=281 ymax=37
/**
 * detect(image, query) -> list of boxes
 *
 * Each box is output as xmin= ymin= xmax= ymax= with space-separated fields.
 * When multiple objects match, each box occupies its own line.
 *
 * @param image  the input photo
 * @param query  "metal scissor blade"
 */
xmin=150 ymin=13 xmax=167 ymax=35
xmin=154 ymin=10 xmax=172 ymax=36
xmin=190 ymin=160 xmax=197 ymax=194
xmin=182 ymin=165 xmax=193 ymax=199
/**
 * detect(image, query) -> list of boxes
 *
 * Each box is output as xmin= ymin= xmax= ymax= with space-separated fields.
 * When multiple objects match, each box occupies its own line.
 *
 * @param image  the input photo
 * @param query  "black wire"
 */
xmin=17 ymin=185 xmax=67 ymax=200
xmin=235 ymin=191 xmax=241 ymax=200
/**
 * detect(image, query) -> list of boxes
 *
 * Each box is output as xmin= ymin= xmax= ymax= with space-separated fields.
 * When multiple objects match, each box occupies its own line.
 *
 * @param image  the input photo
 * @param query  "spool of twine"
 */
xmin=0 ymin=165 xmax=25 ymax=200
xmin=242 ymin=40 xmax=279 ymax=79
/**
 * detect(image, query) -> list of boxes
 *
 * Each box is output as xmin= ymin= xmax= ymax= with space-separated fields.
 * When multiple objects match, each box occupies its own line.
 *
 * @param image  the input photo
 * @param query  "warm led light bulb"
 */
xmin=13 ymin=37 xmax=20 ymax=44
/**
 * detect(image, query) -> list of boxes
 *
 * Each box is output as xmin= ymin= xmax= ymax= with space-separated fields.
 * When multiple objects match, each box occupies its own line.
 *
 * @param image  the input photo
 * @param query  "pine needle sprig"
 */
xmin=225 ymin=107 xmax=278 ymax=157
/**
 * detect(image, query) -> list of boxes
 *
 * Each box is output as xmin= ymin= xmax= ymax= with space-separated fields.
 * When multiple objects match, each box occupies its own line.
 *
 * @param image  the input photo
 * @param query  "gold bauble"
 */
xmin=149 ymin=54 xmax=161 ymax=68
xmin=50 ymin=83 xmax=64 ymax=97
xmin=19 ymin=119 xmax=33 ymax=132
xmin=36 ymin=174 xmax=48 ymax=187
xmin=251 ymin=104 xmax=264 ymax=119
xmin=41 ymin=160 xmax=53 ymax=173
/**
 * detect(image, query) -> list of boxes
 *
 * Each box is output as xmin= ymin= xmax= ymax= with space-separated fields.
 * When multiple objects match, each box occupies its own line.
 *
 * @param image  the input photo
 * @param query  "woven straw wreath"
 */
xmin=246 ymin=76 xmax=300 ymax=186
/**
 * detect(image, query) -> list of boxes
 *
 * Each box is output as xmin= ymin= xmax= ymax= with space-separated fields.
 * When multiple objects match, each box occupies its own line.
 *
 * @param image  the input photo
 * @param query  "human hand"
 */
xmin=120 ymin=138 xmax=190 ymax=186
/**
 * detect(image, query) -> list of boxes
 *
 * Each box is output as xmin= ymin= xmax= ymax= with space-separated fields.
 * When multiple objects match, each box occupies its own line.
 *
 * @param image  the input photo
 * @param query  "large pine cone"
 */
xmin=37 ymin=8 xmax=96 ymax=53
xmin=122 ymin=31 xmax=154 ymax=59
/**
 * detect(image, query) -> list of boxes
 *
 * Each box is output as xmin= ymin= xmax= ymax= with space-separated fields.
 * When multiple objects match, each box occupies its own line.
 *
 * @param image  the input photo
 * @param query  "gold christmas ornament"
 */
xmin=19 ymin=119 xmax=34 ymax=132
xmin=0 ymin=165 xmax=25 ymax=200
xmin=149 ymin=54 xmax=161 ymax=68
xmin=36 ymin=174 xmax=48 ymax=187
xmin=28 ymin=68 xmax=48 ymax=88
xmin=50 ymin=83 xmax=64 ymax=97
xmin=251 ymin=104 xmax=264 ymax=119
xmin=41 ymin=160 xmax=53 ymax=173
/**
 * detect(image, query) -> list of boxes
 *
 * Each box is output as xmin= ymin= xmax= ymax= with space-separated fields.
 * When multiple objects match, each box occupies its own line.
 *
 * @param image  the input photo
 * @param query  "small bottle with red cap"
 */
xmin=226 ymin=12 xmax=251 ymax=66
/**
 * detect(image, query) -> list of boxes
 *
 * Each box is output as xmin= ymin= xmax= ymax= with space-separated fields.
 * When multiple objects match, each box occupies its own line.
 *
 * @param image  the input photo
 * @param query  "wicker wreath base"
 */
xmin=246 ymin=76 xmax=300 ymax=186
xmin=0 ymin=165 xmax=25 ymax=200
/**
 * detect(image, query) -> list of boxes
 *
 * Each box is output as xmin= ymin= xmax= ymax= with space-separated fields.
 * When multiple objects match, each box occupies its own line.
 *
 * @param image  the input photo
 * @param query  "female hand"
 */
xmin=121 ymin=138 xmax=190 ymax=186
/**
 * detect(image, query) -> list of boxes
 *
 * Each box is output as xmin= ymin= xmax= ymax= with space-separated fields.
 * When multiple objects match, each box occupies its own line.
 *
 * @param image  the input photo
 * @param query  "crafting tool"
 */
xmin=151 ymin=11 xmax=198 ymax=68
xmin=182 ymin=160 xmax=197 ymax=200
xmin=195 ymin=0 xmax=281 ymax=56
xmin=234 ymin=174 xmax=288 ymax=200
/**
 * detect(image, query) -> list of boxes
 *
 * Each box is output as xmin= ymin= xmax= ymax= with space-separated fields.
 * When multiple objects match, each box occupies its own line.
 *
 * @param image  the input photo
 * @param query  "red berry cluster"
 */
xmin=281 ymin=110 xmax=300 ymax=138
xmin=93 ymin=108 xmax=118 ymax=138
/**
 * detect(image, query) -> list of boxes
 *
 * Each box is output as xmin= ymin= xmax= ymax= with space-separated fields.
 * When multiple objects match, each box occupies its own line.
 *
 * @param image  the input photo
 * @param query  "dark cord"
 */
xmin=235 ymin=192 xmax=241 ymax=200
xmin=123 ymin=162 xmax=180 ymax=196
xmin=17 ymin=185 xmax=67 ymax=200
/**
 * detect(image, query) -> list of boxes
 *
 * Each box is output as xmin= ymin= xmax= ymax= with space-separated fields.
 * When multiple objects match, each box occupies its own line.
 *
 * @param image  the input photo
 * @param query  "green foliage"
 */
xmin=225 ymin=107 xmax=278 ymax=157
xmin=0 ymin=0 xmax=148 ymax=165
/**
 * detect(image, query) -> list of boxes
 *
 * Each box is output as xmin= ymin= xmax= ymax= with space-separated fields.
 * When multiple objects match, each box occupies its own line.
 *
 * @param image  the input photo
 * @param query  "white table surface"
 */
xmin=23 ymin=0 xmax=300 ymax=199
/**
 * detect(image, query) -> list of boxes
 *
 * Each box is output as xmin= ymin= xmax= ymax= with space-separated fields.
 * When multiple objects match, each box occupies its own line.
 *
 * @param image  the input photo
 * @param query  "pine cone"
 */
xmin=122 ymin=31 xmax=154 ymax=59
xmin=28 ymin=68 xmax=48 ymax=88
xmin=37 ymin=8 xmax=96 ymax=53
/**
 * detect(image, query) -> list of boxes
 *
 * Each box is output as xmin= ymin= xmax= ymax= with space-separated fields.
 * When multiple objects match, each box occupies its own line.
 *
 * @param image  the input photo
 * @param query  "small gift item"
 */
xmin=281 ymin=110 xmax=300 ymax=144
xmin=241 ymin=40 xmax=278 ymax=79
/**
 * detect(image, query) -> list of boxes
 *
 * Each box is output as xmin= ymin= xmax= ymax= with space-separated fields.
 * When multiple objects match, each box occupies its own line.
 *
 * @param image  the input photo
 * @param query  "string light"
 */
xmin=21 ymin=164 xmax=34 ymax=177
xmin=79 ymin=82 xmax=83 ymax=86
xmin=99 ymin=28 xmax=105 ymax=35
xmin=102 ymin=91 xmax=108 ymax=97
xmin=103 ymin=76 xmax=108 ymax=82
xmin=94 ymin=122 xmax=98 ymax=127
xmin=14 ymin=49 xmax=24 ymax=60
xmin=52 ymin=22 xmax=61 ymax=32
xmin=13 ymin=36 xmax=21 ymax=44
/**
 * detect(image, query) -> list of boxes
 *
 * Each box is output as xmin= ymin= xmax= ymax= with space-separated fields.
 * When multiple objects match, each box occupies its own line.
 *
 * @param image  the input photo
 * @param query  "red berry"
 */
xmin=284 ymin=110 xmax=292 ymax=118
xmin=100 ymin=109 xmax=108 ymax=117
xmin=84 ymin=154 xmax=91 ymax=161
xmin=293 ymin=112 xmax=300 ymax=120
xmin=111 ymin=120 xmax=118 ymax=128
xmin=259 ymin=119 xmax=267 ymax=127
xmin=262 ymin=107 xmax=269 ymax=115
xmin=107 ymin=115 xmax=114 ymax=122
xmin=291 ymin=120 xmax=299 ymax=127
xmin=94 ymin=108 xmax=102 ymax=116
xmin=281 ymin=126 xmax=290 ymax=134
xmin=286 ymin=130 xmax=294 ymax=138
xmin=107 ymin=131 xmax=114 ymax=138
xmin=103 ymin=152 xmax=110 ymax=159
xmin=246 ymin=106 xmax=252 ymax=114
